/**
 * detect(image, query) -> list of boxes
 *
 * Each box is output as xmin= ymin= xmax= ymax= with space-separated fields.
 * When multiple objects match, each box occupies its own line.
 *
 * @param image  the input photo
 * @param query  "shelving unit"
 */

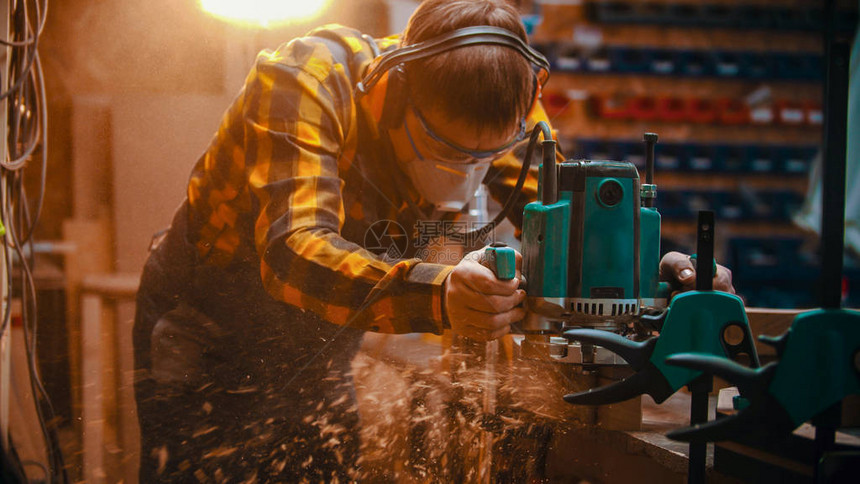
xmin=524 ymin=0 xmax=858 ymax=308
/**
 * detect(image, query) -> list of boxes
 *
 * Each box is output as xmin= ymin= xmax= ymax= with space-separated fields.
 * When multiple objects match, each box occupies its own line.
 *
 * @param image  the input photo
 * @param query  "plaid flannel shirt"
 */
xmin=185 ymin=24 xmax=559 ymax=336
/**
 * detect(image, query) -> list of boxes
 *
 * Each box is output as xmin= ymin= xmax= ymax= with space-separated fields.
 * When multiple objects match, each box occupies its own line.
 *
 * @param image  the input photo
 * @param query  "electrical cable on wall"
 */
xmin=0 ymin=1 xmax=66 ymax=483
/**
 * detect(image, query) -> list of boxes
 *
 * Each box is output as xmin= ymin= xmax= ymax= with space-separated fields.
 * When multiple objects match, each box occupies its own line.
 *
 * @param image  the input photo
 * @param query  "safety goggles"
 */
xmin=408 ymin=100 xmax=526 ymax=164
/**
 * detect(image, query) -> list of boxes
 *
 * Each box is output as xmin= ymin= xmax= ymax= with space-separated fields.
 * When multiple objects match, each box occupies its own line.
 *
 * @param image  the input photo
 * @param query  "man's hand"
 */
xmin=444 ymin=248 xmax=526 ymax=341
xmin=659 ymin=251 xmax=735 ymax=298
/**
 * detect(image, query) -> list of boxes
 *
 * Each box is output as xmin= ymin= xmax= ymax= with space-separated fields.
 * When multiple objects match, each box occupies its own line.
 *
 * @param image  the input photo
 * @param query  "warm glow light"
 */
xmin=200 ymin=0 xmax=330 ymax=27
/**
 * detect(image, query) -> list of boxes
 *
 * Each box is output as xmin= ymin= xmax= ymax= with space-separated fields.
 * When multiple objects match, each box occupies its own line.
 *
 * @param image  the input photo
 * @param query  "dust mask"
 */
xmin=401 ymin=120 xmax=490 ymax=212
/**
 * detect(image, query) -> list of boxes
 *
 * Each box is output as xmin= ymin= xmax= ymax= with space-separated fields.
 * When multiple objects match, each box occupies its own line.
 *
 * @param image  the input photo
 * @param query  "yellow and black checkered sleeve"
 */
xmin=189 ymin=32 xmax=453 ymax=334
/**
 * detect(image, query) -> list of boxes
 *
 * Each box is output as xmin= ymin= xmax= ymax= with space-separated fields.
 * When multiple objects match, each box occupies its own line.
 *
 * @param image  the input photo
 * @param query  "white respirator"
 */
xmin=400 ymin=157 xmax=490 ymax=212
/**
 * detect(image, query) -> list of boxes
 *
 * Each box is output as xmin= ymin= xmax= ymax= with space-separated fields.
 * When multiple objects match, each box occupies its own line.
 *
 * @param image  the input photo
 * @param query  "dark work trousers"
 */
xmin=133 ymin=202 xmax=364 ymax=482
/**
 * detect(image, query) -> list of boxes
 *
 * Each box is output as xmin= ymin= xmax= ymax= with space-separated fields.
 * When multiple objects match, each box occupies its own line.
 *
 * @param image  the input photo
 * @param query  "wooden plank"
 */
xmin=81 ymin=293 xmax=105 ymax=484
xmin=80 ymin=274 xmax=140 ymax=298
xmin=745 ymin=307 xmax=803 ymax=357
xmin=76 ymin=280 xmax=139 ymax=484
xmin=114 ymin=299 xmax=140 ymax=482
xmin=62 ymin=217 xmax=113 ymax=449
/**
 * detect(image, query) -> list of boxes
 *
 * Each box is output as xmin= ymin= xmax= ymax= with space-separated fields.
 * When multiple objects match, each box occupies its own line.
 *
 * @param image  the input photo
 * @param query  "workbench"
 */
xmin=539 ymin=308 xmax=860 ymax=483
xmin=354 ymin=308 xmax=860 ymax=483
xmin=543 ymin=387 xmax=860 ymax=483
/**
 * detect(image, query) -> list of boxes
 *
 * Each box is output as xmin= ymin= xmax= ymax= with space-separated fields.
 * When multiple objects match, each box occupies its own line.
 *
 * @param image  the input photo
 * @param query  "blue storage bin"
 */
xmin=747 ymin=145 xmax=777 ymax=173
xmin=700 ymin=4 xmax=738 ymax=27
xmin=775 ymin=191 xmax=804 ymax=222
xmin=656 ymin=143 xmax=685 ymax=171
xmin=776 ymin=146 xmax=814 ymax=175
xmin=778 ymin=238 xmax=817 ymax=280
xmin=573 ymin=139 xmax=600 ymax=159
xmin=685 ymin=190 xmax=720 ymax=215
xmin=715 ymin=191 xmax=747 ymax=221
xmin=713 ymin=51 xmax=742 ymax=77
xmin=802 ymin=7 xmax=824 ymax=31
xmin=735 ymin=5 xmax=774 ymax=29
xmin=717 ymin=144 xmax=751 ymax=173
xmin=684 ymin=144 xmax=719 ymax=172
xmin=583 ymin=47 xmax=612 ymax=73
xmin=606 ymin=141 xmax=630 ymax=162
xmin=741 ymin=52 xmax=774 ymax=79
xmin=635 ymin=2 xmax=669 ymax=24
xmin=798 ymin=145 xmax=819 ymax=163
xmin=657 ymin=189 xmax=693 ymax=219
xmin=587 ymin=140 xmax=613 ymax=160
xmin=649 ymin=50 xmax=679 ymax=75
xmin=752 ymin=191 xmax=802 ymax=222
xmin=618 ymin=140 xmax=647 ymax=168
xmin=771 ymin=7 xmax=802 ymax=30
xmin=578 ymin=139 xmax=626 ymax=162
xmin=805 ymin=55 xmax=824 ymax=80
xmin=774 ymin=53 xmax=822 ymax=81
xmin=730 ymin=237 xmax=787 ymax=279
xmin=735 ymin=237 xmax=815 ymax=274
xmin=666 ymin=3 xmax=702 ymax=26
xmin=736 ymin=187 xmax=769 ymax=221
xmin=610 ymin=48 xmax=651 ymax=74
xmin=747 ymin=191 xmax=779 ymax=221
xmin=554 ymin=45 xmax=582 ymax=72
xmin=679 ymin=51 xmax=713 ymax=77
xmin=593 ymin=1 xmax=638 ymax=24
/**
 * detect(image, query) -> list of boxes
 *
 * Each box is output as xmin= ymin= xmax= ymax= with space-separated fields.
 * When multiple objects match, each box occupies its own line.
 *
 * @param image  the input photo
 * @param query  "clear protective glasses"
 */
xmin=407 ymin=100 xmax=526 ymax=165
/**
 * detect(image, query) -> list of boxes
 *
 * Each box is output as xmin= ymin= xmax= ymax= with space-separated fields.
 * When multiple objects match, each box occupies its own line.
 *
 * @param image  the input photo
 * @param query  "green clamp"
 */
xmin=485 ymin=243 xmax=516 ymax=281
xmin=663 ymin=308 xmax=860 ymax=440
xmin=651 ymin=291 xmax=760 ymax=391
xmin=767 ymin=309 xmax=860 ymax=427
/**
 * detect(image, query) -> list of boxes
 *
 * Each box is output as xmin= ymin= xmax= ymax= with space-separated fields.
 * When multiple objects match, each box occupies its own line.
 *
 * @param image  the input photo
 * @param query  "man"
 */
xmin=133 ymin=0 xmax=735 ymax=481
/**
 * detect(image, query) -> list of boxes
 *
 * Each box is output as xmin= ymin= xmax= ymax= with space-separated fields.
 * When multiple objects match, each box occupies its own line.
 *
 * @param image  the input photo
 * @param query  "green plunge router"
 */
xmin=489 ymin=130 xmax=666 ymax=333
xmin=487 ymin=126 xmax=670 ymax=364
xmin=517 ymin=133 xmax=665 ymax=334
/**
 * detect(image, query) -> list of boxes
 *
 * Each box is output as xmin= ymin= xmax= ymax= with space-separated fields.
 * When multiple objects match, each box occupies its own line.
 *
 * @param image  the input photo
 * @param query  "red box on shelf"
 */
xmin=589 ymin=93 xmax=631 ymax=119
xmin=715 ymin=98 xmax=750 ymax=125
xmin=543 ymin=90 xmax=571 ymax=117
xmin=628 ymin=95 xmax=659 ymax=121
xmin=656 ymin=96 xmax=687 ymax=122
xmin=685 ymin=97 xmax=717 ymax=124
